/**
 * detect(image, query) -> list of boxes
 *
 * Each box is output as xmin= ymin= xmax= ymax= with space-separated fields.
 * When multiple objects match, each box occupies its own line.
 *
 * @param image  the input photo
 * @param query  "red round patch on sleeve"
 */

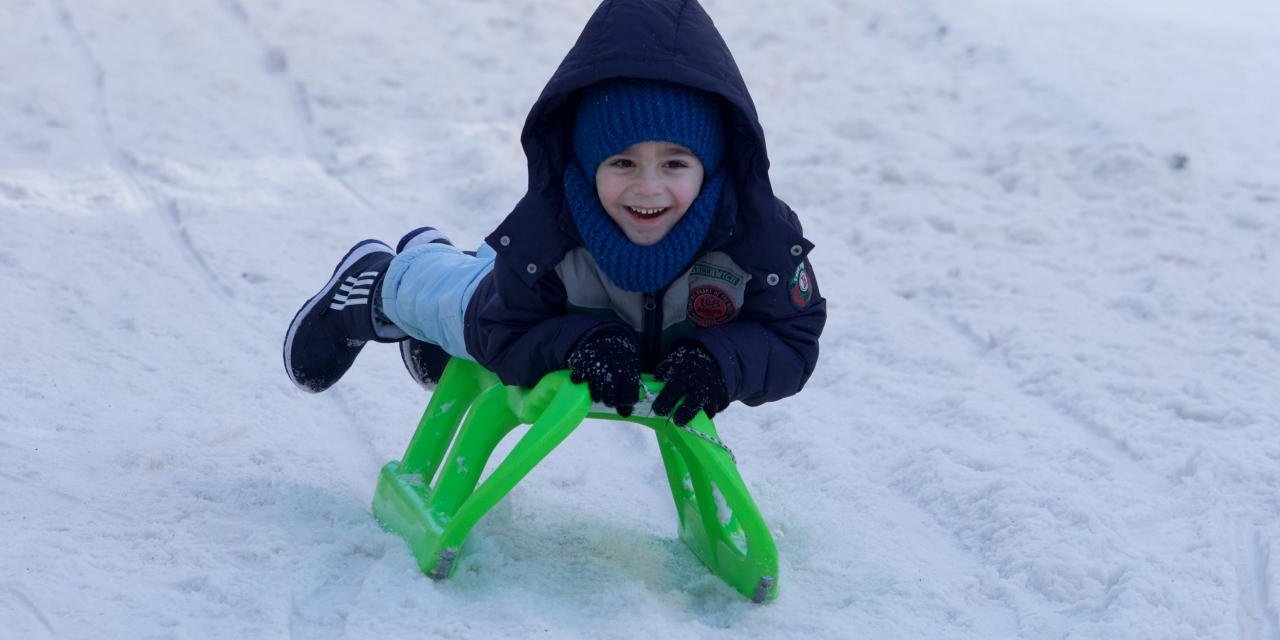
xmin=688 ymin=285 xmax=737 ymax=327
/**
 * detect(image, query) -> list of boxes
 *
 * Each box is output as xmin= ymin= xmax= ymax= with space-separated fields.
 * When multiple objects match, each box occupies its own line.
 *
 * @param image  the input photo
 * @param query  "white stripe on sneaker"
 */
xmin=328 ymin=272 xmax=377 ymax=309
xmin=334 ymin=286 xmax=371 ymax=299
xmin=328 ymin=298 xmax=369 ymax=310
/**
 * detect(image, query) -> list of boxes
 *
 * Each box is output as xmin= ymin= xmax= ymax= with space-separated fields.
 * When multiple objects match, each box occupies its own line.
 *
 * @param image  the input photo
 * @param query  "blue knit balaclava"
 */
xmin=563 ymin=78 xmax=726 ymax=292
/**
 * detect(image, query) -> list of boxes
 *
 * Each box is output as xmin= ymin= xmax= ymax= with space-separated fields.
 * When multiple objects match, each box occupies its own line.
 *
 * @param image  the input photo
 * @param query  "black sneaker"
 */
xmin=396 ymin=226 xmax=453 ymax=253
xmin=395 ymin=226 xmax=456 ymax=389
xmin=284 ymin=239 xmax=397 ymax=393
xmin=399 ymin=339 xmax=451 ymax=390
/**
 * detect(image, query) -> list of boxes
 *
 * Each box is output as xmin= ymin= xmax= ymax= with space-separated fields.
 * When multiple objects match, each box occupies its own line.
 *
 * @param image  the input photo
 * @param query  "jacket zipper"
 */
xmin=641 ymin=289 xmax=666 ymax=370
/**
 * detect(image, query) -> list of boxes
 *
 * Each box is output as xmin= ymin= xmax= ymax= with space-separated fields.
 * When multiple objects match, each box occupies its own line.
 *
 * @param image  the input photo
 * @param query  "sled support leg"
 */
xmin=372 ymin=358 xmax=778 ymax=602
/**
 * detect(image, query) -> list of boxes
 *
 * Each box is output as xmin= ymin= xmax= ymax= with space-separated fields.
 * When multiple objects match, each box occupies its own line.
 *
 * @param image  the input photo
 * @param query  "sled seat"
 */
xmin=371 ymin=358 xmax=779 ymax=603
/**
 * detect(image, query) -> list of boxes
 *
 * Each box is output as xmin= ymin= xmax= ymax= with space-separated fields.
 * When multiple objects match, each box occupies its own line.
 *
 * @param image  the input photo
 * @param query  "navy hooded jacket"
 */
xmin=462 ymin=0 xmax=826 ymax=407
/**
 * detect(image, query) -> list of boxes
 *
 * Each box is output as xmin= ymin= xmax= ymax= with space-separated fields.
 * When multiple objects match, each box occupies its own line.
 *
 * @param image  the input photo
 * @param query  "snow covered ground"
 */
xmin=3 ymin=0 xmax=1279 ymax=637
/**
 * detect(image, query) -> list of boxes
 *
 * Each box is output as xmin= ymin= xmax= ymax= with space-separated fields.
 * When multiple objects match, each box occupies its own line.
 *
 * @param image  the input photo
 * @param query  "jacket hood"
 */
xmin=523 ymin=0 xmax=769 ymax=195
xmin=489 ymin=0 xmax=806 ymax=283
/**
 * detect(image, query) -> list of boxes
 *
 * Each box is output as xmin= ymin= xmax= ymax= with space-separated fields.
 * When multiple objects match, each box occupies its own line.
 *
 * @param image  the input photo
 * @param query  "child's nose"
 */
xmin=632 ymin=168 xmax=663 ymax=194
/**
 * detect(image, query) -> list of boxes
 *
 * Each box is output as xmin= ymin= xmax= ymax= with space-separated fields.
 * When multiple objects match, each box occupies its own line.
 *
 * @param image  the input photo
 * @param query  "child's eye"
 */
xmin=607 ymin=158 xmax=635 ymax=169
xmin=663 ymin=160 xmax=690 ymax=169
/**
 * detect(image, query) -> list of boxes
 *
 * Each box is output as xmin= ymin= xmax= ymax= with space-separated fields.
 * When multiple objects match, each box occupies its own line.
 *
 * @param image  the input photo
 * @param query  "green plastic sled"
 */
xmin=371 ymin=358 xmax=779 ymax=603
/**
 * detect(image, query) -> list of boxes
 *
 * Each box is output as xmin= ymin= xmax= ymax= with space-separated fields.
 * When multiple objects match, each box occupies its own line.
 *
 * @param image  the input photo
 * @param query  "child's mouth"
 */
xmin=626 ymin=206 xmax=669 ymax=219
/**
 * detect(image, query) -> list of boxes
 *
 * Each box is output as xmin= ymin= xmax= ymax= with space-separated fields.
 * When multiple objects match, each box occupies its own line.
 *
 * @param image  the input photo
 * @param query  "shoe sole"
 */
xmin=399 ymin=340 xmax=428 ymax=390
xmin=283 ymin=240 xmax=392 ymax=392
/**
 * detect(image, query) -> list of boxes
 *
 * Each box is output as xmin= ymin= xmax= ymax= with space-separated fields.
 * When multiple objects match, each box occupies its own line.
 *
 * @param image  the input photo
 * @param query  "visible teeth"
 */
xmin=629 ymin=206 xmax=665 ymax=216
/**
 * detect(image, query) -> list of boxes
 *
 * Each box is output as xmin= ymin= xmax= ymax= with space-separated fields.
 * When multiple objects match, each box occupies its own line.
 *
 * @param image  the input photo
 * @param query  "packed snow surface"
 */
xmin=3 ymin=1 xmax=1279 ymax=638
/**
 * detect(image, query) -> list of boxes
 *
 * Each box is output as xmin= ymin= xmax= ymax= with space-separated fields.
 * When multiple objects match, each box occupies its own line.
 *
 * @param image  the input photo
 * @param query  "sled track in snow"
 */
xmin=50 ymin=0 xmax=241 ymax=303
xmin=846 ymin=0 xmax=1167 ymax=482
xmin=1241 ymin=529 xmax=1280 ymax=640
xmin=212 ymin=0 xmax=397 ymax=477
xmin=217 ymin=0 xmax=388 ymax=218
xmin=54 ymin=0 xmax=389 ymax=479
xmin=4 ymin=585 xmax=55 ymax=636
xmin=944 ymin=314 xmax=1147 ymax=467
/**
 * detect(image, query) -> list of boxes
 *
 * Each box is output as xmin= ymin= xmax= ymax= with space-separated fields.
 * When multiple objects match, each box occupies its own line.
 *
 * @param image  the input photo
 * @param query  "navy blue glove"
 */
xmin=567 ymin=328 xmax=641 ymax=417
xmin=652 ymin=343 xmax=730 ymax=426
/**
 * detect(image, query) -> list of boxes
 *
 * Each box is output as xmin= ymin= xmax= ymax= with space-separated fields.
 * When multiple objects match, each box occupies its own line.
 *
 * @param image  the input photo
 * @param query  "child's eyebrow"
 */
xmin=659 ymin=144 xmax=696 ymax=155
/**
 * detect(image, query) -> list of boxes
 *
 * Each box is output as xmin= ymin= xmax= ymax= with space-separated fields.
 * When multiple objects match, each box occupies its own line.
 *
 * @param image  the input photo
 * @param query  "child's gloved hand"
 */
xmin=652 ymin=343 xmax=729 ymax=426
xmin=567 ymin=328 xmax=641 ymax=417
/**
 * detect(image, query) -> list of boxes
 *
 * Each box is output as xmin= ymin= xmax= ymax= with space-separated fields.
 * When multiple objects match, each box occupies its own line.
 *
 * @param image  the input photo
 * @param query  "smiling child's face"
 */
xmin=594 ymin=141 xmax=705 ymax=246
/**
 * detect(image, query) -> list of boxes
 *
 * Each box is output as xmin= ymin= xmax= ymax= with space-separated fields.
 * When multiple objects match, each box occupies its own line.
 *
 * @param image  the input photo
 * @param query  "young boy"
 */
xmin=284 ymin=0 xmax=825 ymax=426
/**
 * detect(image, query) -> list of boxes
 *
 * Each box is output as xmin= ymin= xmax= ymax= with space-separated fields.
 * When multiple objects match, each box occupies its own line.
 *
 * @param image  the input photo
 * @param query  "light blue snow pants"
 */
xmin=379 ymin=242 xmax=496 ymax=360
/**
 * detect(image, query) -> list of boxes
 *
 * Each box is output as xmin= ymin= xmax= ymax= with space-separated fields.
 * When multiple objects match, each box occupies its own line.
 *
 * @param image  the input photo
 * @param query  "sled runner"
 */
xmin=372 ymin=358 xmax=779 ymax=603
